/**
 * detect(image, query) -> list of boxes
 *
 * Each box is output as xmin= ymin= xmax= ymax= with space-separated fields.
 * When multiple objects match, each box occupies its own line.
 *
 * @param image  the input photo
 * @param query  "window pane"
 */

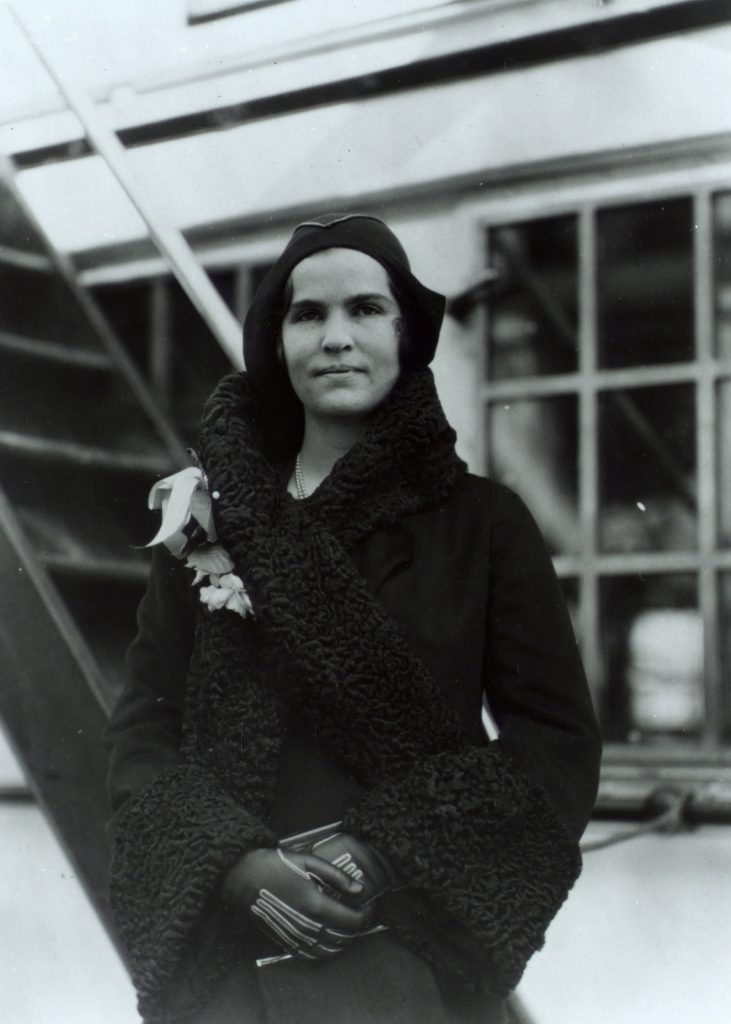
xmin=714 ymin=192 xmax=731 ymax=360
xmin=599 ymin=384 xmax=696 ymax=553
xmin=600 ymin=574 xmax=703 ymax=744
xmin=719 ymin=381 xmax=731 ymax=547
xmin=488 ymin=395 xmax=578 ymax=555
xmin=486 ymin=216 xmax=578 ymax=380
xmin=597 ymin=199 xmax=694 ymax=368
xmin=720 ymin=574 xmax=731 ymax=740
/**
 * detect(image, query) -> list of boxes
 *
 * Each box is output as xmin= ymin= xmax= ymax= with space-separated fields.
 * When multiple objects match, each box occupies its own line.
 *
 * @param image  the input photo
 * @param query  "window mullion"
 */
xmin=695 ymin=190 xmax=722 ymax=746
xmin=578 ymin=206 xmax=601 ymax=705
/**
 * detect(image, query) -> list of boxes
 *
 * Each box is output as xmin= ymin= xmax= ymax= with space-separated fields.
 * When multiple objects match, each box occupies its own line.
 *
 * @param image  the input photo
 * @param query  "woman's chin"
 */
xmin=308 ymin=404 xmax=372 ymax=427
xmin=301 ymin=391 xmax=384 ymax=423
xmin=302 ymin=378 xmax=400 ymax=421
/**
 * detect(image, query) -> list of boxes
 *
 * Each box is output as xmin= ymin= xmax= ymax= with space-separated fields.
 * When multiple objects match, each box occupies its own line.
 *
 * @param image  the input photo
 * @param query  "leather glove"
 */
xmin=310 ymin=832 xmax=400 ymax=906
xmin=221 ymin=846 xmax=372 ymax=959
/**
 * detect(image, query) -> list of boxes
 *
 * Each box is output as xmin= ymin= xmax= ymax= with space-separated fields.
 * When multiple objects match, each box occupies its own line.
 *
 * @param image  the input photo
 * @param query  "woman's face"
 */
xmin=280 ymin=248 xmax=402 ymax=427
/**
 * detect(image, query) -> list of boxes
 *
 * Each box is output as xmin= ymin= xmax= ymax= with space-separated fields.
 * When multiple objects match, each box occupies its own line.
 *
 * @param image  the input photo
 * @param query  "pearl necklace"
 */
xmin=294 ymin=452 xmax=309 ymax=500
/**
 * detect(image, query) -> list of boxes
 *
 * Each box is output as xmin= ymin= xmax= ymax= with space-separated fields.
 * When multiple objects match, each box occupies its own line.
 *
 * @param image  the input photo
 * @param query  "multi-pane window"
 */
xmin=483 ymin=191 xmax=731 ymax=763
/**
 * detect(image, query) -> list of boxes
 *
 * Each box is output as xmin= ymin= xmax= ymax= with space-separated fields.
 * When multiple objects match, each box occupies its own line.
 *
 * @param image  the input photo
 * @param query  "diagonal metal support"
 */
xmin=8 ymin=2 xmax=243 ymax=369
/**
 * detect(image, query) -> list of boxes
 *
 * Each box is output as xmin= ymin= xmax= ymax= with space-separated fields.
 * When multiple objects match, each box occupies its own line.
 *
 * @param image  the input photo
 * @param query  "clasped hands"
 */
xmin=221 ymin=833 xmax=395 ymax=960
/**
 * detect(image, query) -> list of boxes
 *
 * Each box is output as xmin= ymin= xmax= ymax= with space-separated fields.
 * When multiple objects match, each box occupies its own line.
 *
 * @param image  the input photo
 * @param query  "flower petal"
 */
xmin=225 ymin=590 xmax=253 ymax=618
xmin=199 ymin=585 xmax=230 ymax=611
xmin=186 ymin=545 xmax=234 ymax=575
xmin=146 ymin=467 xmax=207 ymax=548
xmin=218 ymin=573 xmax=244 ymax=590
xmin=189 ymin=490 xmax=216 ymax=543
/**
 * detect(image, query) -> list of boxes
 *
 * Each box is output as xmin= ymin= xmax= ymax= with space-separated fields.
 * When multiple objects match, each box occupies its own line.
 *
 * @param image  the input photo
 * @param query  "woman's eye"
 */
xmin=354 ymin=303 xmax=382 ymax=316
xmin=292 ymin=308 xmax=320 ymax=323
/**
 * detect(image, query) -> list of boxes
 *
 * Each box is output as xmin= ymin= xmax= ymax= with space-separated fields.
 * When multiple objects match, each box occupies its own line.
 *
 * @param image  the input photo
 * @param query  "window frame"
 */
xmin=466 ymin=154 xmax=731 ymax=812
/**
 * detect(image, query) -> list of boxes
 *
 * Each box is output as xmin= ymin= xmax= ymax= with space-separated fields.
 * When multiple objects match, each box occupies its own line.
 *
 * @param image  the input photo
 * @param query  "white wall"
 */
xmin=518 ymin=822 xmax=731 ymax=1024
xmin=6 ymin=13 xmax=731 ymax=254
xmin=0 ymin=0 xmax=448 ymax=124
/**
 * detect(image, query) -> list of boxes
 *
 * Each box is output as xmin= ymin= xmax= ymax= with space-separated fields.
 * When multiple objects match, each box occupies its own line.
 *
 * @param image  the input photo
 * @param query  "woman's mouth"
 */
xmin=314 ymin=366 xmax=363 ymax=377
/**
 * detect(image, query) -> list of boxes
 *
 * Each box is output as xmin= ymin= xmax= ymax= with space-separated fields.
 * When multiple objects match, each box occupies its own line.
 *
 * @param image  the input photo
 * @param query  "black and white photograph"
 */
xmin=0 ymin=2 xmax=729 ymax=1022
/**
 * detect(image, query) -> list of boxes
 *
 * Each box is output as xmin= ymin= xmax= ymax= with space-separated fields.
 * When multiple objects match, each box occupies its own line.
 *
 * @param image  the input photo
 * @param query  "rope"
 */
xmin=581 ymin=788 xmax=693 ymax=854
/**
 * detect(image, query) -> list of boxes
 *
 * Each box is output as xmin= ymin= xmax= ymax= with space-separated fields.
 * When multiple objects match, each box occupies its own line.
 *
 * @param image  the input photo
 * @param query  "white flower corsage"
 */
xmin=145 ymin=463 xmax=253 ymax=619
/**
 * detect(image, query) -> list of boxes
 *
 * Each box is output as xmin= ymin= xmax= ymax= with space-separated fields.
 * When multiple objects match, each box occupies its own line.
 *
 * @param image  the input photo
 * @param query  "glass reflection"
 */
xmin=718 ymin=381 xmax=731 ymax=547
xmin=720 ymin=574 xmax=731 ymax=741
xmin=714 ymin=192 xmax=731 ymax=360
xmin=487 ymin=216 xmax=578 ymax=380
xmin=599 ymin=383 xmax=696 ymax=552
xmin=488 ymin=395 xmax=578 ymax=555
xmin=597 ymin=198 xmax=694 ymax=368
xmin=600 ymin=574 xmax=702 ymax=743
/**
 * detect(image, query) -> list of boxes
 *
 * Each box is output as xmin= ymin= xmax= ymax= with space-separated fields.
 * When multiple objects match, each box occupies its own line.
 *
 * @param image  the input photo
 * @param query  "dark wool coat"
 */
xmin=105 ymin=370 xmax=601 ymax=1024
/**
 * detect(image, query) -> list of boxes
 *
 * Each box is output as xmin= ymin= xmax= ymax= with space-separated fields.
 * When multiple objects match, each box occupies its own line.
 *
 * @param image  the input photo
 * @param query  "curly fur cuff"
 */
xmin=109 ymin=765 xmax=275 ymax=1021
xmin=343 ymin=741 xmax=581 ymax=995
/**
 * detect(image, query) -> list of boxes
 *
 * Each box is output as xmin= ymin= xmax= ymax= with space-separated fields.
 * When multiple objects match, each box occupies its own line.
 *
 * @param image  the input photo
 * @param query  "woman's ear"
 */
xmin=276 ymin=335 xmax=286 ymax=366
xmin=395 ymin=317 xmax=412 ymax=369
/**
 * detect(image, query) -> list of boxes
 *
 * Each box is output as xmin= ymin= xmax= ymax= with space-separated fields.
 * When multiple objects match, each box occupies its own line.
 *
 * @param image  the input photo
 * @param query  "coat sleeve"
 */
xmin=104 ymin=545 xmax=195 ymax=842
xmin=344 ymin=481 xmax=601 ymax=998
xmin=483 ymin=482 xmax=602 ymax=843
xmin=104 ymin=547 xmax=275 ymax=1023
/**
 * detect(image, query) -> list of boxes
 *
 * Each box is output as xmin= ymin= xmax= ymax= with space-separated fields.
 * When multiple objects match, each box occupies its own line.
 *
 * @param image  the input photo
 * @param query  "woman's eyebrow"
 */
xmin=289 ymin=298 xmax=324 ymax=310
xmin=290 ymin=292 xmax=393 ymax=303
xmin=288 ymin=292 xmax=395 ymax=312
xmin=348 ymin=292 xmax=394 ymax=305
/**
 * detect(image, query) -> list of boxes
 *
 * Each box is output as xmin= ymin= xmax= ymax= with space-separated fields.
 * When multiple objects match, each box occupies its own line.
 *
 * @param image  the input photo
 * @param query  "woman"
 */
xmin=105 ymin=213 xmax=602 ymax=1024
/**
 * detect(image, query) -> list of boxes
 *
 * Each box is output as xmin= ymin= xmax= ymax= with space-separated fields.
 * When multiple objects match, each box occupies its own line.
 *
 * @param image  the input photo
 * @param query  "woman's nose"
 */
xmin=321 ymin=313 xmax=353 ymax=351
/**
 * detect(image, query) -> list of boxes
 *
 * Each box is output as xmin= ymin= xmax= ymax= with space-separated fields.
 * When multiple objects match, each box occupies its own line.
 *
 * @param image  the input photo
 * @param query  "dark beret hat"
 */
xmin=243 ymin=213 xmax=446 ymax=397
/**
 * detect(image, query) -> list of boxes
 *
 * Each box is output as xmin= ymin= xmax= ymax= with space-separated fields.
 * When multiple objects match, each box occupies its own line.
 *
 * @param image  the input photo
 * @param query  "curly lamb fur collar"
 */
xmin=191 ymin=368 xmax=469 ymax=784
xmin=199 ymin=366 xmax=466 ymax=550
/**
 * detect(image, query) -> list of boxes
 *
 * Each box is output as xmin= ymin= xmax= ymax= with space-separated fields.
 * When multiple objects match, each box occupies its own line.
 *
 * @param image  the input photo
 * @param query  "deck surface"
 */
xmin=0 ymin=727 xmax=137 ymax=1024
